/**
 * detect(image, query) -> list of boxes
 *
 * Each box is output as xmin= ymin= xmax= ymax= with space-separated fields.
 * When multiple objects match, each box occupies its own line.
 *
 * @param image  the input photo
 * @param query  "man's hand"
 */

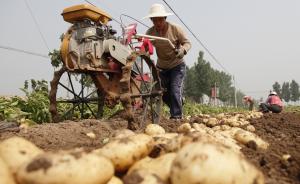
xmin=175 ymin=47 xmax=186 ymax=59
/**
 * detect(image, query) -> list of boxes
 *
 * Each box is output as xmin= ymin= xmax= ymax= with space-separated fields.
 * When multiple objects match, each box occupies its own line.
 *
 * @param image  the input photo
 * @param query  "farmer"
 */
xmin=144 ymin=3 xmax=191 ymax=119
xmin=243 ymin=95 xmax=254 ymax=111
xmin=259 ymin=91 xmax=283 ymax=113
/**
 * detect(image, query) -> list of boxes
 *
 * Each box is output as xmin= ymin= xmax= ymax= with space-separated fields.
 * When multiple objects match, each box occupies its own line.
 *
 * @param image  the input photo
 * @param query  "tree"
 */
xmin=211 ymin=70 xmax=233 ymax=102
xmin=184 ymin=51 xmax=213 ymax=102
xmin=272 ymin=82 xmax=281 ymax=97
xmin=281 ymin=82 xmax=290 ymax=102
xmin=290 ymin=80 xmax=300 ymax=102
xmin=194 ymin=51 xmax=213 ymax=97
xmin=184 ymin=66 xmax=199 ymax=101
xmin=184 ymin=51 xmax=237 ymax=105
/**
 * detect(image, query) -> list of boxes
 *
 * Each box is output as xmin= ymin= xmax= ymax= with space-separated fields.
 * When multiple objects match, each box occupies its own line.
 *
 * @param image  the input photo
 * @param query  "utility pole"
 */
xmin=214 ymin=82 xmax=217 ymax=106
xmin=233 ymin=76 xmax=237 ymax=108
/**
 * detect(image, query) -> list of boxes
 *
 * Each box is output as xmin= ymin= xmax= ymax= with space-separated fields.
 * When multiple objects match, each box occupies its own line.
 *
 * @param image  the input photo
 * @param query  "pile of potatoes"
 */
xmin=0 ymin=112 xmax=266 ymax=184
xmin=183 ymin=111 xmax=268 ymax=151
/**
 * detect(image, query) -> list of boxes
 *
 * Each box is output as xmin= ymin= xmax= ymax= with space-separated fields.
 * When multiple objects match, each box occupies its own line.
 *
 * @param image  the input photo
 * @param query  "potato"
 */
xmin=212 ymin=125 xmax=221 ymax=131
xmin=107 ymin=176 xmax=123 ymax=184
xmin=94 ymin=134 xmax=153 ymax=172
xmin=111 ymin=129 xmax=135 ymax=140
xmin=177 ymin=123 xmax=191 ymax=133
xmin=192 ymin=123 xmax=212 ymax=133
xmin=170 ymin=142 xmax=264 ymax=184
xmin=202 ymin=114 xmax=210 ymax=118
xmin=229 ymin=121 xmax=241 ymax=127
xmin=123 ymin=169 xmax=165 ymax=184
xmin=225 ymin=117 xmax=238 ymax=125
xmin=189 ymin=128 xmax=196 ymax=132
xmin=152 ymin=133 xmax=179 ymax=139
xmin=241 ymin=120 xmax=251 ymax=126
xmin=145 ymin=124 xmax=165 ymax=136
xmin=149 ymin=134 xmax=182 ymax=157
xmin=127 ymin=153 xmax=176 ymax=182
xmin=220 ymin=124 xmax=231 ymax=131
xmin=282 ymin=154 xmax=291 ymax=162
xmin=0 ymin=136 xmax=43 ymax=174
xmin=192 ymin=123 xmax=207 ymax=134
xmin=206 ymin=118 xmax=219 ymax=127
xmin=223 ymin=127 xmax=243 ymax=138
xmin=17 ymin=150 xmax=114 ymax=184
xmin=246 ymin=125 xmax=256 ymax=132
xmin=211 ymin=132 xmax=241 ymax=153
xmin=180 ymin=131 xmax=216 ymax=148
xmin=234 ymin=130 xmax=269 ymax=150
xmin=216 ymin=113 xmax=225 ymax=119
xmin=202 ymin=118 xmax=209 ymax=124
xmin=207 ymin=129 xmax=215 ymax=135
xmin=0 ymin=157 xmax=16 ymax=184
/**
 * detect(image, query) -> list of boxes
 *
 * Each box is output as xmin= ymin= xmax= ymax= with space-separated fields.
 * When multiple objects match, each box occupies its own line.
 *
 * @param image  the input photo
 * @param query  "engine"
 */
xmin=60 ymin=4 xmax=131 ymax=72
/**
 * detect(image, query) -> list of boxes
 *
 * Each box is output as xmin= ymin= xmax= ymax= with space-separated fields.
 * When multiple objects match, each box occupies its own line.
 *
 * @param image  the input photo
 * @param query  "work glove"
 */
xmin=175 ymin=47 xmax=186 ymax=59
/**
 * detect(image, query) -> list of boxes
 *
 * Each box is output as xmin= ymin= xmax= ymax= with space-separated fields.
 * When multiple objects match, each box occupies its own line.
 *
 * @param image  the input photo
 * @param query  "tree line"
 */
xmin=272 ymin=80 xmax=300 ymax=103
xmin=183 ymin=50 xmax=300 ymax=106
xmin=183 ymin=51 xmax=245 ymax=106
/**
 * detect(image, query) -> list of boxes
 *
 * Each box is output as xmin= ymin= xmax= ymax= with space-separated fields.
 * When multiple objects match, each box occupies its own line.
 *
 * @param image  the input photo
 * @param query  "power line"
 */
xmin=0 ymin=45 xmax=49 ymax=59
xmin=83 ymin=0 xmax=122 ymax=25
xmin=23 ymin=0 xmax=50 ymax=51
xmin=161 ymin=0 xmax=229 ymax=74
xmin=120 ymin=14 xmax=150 ymax=28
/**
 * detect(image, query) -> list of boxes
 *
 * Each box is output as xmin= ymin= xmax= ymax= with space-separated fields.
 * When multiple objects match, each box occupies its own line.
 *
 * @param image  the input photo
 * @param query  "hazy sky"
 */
xmin=1 ymin=0 xmax=300 ymax=100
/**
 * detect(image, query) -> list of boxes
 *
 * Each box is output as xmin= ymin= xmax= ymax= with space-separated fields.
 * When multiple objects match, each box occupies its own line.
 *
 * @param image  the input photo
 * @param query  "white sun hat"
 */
xmin=270 ymin=91 xmax=277 ymax=95
xmin=143 ymin=3 xmax=173 ymax=19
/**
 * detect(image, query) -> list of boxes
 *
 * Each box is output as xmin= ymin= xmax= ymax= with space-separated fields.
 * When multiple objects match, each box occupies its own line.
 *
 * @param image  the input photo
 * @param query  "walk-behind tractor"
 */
xmin=49 ymin=4 xmax=164 ymax=129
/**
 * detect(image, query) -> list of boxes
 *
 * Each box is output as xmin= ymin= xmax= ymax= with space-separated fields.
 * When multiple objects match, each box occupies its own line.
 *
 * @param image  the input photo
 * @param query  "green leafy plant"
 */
xmin=0 ymin=96 xmax=29 ymax=122
xmin=49 ymin=49 xmax=63 ymax=68
xmin=19 ymin=79 xmax=51 ymax=123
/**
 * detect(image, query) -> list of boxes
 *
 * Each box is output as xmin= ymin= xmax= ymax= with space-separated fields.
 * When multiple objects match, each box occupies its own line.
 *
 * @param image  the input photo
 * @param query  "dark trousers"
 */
xmin=159 ymin=63 xmax=186 ymax=118
xmin=259 ymin=103 xmax=282 ymax=113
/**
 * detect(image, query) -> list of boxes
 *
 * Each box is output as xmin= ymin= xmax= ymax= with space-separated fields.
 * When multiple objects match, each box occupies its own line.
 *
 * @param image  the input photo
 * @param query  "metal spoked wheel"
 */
xmin=49 ymin=67 xmax=104 ymax=123
xmin=130 ymin=53 xmax=163 ymax=128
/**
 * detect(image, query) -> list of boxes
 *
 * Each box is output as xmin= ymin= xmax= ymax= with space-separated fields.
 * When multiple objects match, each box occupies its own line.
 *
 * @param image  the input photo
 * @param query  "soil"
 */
xmin=242 ymin=112 xmax=300 ymax=184
xmin=0 ymin=112 xmax=299 ymax=184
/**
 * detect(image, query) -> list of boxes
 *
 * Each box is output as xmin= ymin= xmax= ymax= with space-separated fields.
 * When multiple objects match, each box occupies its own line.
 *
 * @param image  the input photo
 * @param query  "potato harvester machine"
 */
xmin=49 ymin=4 xmax=163 ymax=129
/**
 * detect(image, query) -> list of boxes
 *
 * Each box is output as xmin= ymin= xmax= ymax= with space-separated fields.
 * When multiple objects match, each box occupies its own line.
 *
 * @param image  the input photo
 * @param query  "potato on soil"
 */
xmin=0 ymin=136 xmax=43 ymax=174
xmin=123 ymin=169 xmax=165 ymax=184
xmin=110 ymin=129 xmax=135 ymax=140
xmin=127 ymin=153 xmax=176 ymax=182
xmin=177 ymin=123 xmax=191 ymax=133
xmin=234 ymin=129 xmax=269 ymax=150
xmin=150 ymin=134 xmax=182 ymax=157
xmin=94 ymin=134 xmax=154 ymax=172
xmin=0 ymin=157 xmax=16 ymax=184
xmin=206 ymin=118 xmax=219 ymax=127
xmin=16 ymin=150 xmax=114 ymax=184
xmin=210 ymin=132 xmax=241 ymax=153
xmin=246 ymin=125 xmax=256 ymax=132
xmin=152 ymin=133 xmax=178 ymax=139
xmin=107 ymin=176 xmax=123 ymax=184
xmin=180 ymin=131 xmax=216 ymax=147
xmin=192 ymin=123 xmax=210 ymax=134
xmin=145 ymin=124 xmax=165 ymax=136
xmin=170 ymin=142 xmax=265 ymax=184
xmin=220 ymin=124 xmax=231 ymax=131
